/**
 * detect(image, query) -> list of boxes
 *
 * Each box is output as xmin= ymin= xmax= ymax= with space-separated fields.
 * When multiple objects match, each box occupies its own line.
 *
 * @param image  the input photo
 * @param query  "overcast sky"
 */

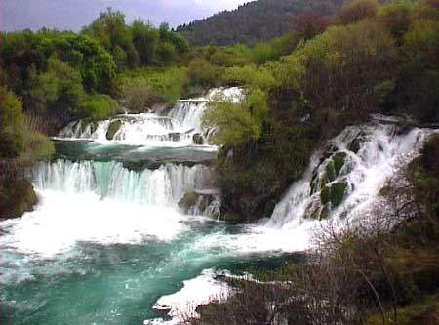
xmin=0 ymin=0 xmax=250 ymax=32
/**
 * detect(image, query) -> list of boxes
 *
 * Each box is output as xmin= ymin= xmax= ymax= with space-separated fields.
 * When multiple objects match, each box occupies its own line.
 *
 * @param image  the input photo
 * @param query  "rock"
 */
xmin=348 ymin=138 xmax=361 ymax=154
xmin=331 ymin=182 xmax=347 ymax=208
xmin=153 ymin=304 xmax=172 ymax=315
xmin=220 ymin=212 xmax=244 ymax=224
xmin=168 ymin=132 xmax=181 ymax=142
xmin=0 ymin=180 xmax=38 ymax=219
xmin=325 ymin=161 xmax=337 ymax=183
xmin=179 ymin=191 xmax=216 ymax=215
xmin=320 ymin=186 xmax=331 ymax=206
xmin=320 ymin=182 xmax=347 ymax=208
xmin=106 ymin=120 xmax=122 ymax=140
xmin=179 ymin=192 xmax=199 ymax=211
xmin=333 ymin=152 xmax=347 ymax=176
xmin=193 ymin=133 xmax=204 ymax=145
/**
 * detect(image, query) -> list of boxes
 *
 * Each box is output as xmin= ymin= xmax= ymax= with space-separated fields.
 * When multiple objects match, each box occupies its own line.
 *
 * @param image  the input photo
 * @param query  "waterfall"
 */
xmin=58 ymin=87 xmax=244 ymax=146
xmin=33 ymin=160 xmax=214 ymax=207
xmin=268 ymin=123 xmax=435 ymax=228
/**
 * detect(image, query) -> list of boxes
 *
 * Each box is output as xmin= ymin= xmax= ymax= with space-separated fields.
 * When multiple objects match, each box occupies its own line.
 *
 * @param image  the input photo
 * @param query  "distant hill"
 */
xmin=176 ymin=0 xmax=347 ymax=46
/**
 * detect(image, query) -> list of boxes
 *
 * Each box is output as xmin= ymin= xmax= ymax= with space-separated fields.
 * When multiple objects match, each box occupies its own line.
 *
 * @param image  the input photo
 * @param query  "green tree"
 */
xmin=339 ymin=0 xmax=379 ymax=24
xmin=83 ymin=8 xmax=138 ymax=71
xmin=0 ymin=87 xmax=24 ymax=158
xmin=378 ymin=1 xmax=414 ymax=41
xmin=132 ymin=20 xmax=159 ymax=65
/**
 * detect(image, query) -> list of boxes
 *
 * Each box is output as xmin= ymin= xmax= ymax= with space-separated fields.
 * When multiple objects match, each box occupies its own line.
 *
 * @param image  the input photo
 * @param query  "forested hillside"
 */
xmin=176 ymin=0 xmax=346 ymax=46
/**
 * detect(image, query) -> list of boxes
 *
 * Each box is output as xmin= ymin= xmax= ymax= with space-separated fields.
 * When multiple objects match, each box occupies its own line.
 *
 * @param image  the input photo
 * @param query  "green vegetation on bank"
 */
xmin=0 ymin=87 xmax=54 ymax=219
xmin=1 ymin=0 xmax=438 ymax=222
xmin=192 ymin=134 xmax=439 ymax=324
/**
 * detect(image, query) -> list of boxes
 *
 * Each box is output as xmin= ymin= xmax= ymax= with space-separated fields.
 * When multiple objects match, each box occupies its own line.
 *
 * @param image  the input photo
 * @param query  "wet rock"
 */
xmin=179 ymin=191 xmax=216 ymax=215
xmin=333 ymin=152 xmax=347 ymax=176
xmin=348 ymin=138 xmax=361 ymax=153
xmin=320 ymin=182 xmax=347 ymax=208
xmin=193 ymin=133 xmax=204 ymax=145
xmin=168 ymin=132 xmax=181 ymax=142
xmin=106 ymin=120 xmax=122 ymax=140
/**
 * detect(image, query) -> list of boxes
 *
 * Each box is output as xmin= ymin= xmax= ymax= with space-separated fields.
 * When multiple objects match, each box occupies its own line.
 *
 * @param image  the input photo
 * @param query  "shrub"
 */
xmin=0 ymin=87 xmax=24 ymax=158
xmin=79 ymin=94 xmax=121 ymax=120
xmin=339 ymin=0 xmax=379 ymax=24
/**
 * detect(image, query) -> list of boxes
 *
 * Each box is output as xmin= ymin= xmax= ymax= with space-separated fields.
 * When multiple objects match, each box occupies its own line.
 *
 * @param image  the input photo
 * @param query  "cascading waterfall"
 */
xmin=3 ymin=89 xmax=437 ymax=325
xmin=33 ymin=160 xmax=213 ymax=207
xmin=58 ymin=87 xmax=244 ymax=146
xmin=268 ymin=123 xmax=435 ymax=228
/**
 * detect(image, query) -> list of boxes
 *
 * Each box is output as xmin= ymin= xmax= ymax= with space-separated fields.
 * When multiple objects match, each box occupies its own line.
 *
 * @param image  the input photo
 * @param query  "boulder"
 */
xmin=193 ymin=133 xmax=204 ymax=145
xmin=106 ymin=120 xmax=122 ymax=140
xmin=179 ymin=191 xmax=217 ymax=215
xmin=168 ymin=132 xmax=181 ymax=142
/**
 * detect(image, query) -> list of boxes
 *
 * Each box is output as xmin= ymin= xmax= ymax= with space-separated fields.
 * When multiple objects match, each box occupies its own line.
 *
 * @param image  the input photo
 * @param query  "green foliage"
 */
xmin=131 ymin=20 xmax=159 ymax=65
xmin=38 ymin=34 xmax=117 ymax=93
xmin=204 ymin=89 xmax=268 ymax=146
xmin=222 ymin=64 xmax=277 ymax=89
xmin=79 ymin=94 xmax=120 ymax=121
xmin=82 ymin=9 xmax=138 ymax=71
xmin=118 ymin=66 xmax=188 ymax=104
xmin=204 ymin=102 xmax=261 ymax=147
xmin=397 ymin=18 xmax=439 ymax=122
xmin=378 ymin=1 xmax=414 ymax=40
xmin=292 ymin=20 xmax=397 ymax=126
xmin=119 ymin=78 xmax=158 ymax=112
xmin=339 ymin=0 xmax=379 ymax=24
xmin=410 ymin=134 xmax=439 ymax=219
xmin=177 ymin=0 xmax=346 ymax=46
xmin=0 ymin=87 xmax=24 ymax=158
xmin=187 ymin=59 xmax=223 ymax=88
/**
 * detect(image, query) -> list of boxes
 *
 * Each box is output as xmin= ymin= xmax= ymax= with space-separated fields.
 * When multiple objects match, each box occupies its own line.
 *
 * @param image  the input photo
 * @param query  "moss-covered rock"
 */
xmin=325 ymin=161 xmax=337 ymax=183
xmin=320 ymin=186 xmax=332 ymax=205
xmin=179 ymin=192 xmax=199 ymax=211
xmin=331 ymin=182 xmax=347 ymax=207
xmin=106 ymin=120 xmax=122 ymax=140
xmin=0 ymin=180 xmax=38 ymax=219
xmin=333 ymin=152 xmax=347 ymax=176
xmin=179 ymin=191 xmax=216 ymax=215
xmin=320 ymin=182 xmax=347 ymax=208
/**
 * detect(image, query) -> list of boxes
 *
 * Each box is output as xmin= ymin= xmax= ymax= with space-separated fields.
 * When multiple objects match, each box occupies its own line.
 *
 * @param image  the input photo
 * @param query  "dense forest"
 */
xmin=1 ymin=0 xmax=439 ymax=323
xmin=176 ymin=0 xmax=347 ymax=46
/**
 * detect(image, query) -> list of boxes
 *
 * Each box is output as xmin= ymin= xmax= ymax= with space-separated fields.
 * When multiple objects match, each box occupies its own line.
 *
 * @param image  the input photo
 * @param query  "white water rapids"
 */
xmin=58 ymin=87 xmax=244 ymax=146
xmin=0 ymin=85 xmax=435 ymax=325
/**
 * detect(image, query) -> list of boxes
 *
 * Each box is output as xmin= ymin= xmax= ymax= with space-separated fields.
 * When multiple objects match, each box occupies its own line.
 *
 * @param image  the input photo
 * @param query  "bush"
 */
xmin=0 ymin=180 xmax=38 ymax=219
xmin=79 ymin=94 xmax=121 ymax=120
xmin=339 ymin=0 xmax=379 ymax=24
xmin=118 ymin=66 xmax=188 ymax=104
xmin=187 ymin=59 xmax=223 ymax=89
xmin=0 ymin=87 xmax=24 ymax=158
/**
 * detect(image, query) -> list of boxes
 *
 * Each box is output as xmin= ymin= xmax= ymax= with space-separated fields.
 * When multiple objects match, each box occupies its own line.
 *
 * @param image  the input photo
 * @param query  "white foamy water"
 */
xmin=1 ymin=118 xmax=436 ymax=325
xmin=33 ymin=160 xmax=213 ymax=207
xmin=0 ymin=190 xmax=188 ymax=258
xmin=146 ymin=269 xmax=231 ymax=325
xmin=58 ymin=87 xmax=245 ymax=146
xmin=269 ymin=123 xmax=434 ymax=228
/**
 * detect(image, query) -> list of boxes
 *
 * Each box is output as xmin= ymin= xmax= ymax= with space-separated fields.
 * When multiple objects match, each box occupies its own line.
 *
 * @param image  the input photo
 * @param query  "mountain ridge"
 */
xmin=176 ymin=0 xmax=347 ymax=46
